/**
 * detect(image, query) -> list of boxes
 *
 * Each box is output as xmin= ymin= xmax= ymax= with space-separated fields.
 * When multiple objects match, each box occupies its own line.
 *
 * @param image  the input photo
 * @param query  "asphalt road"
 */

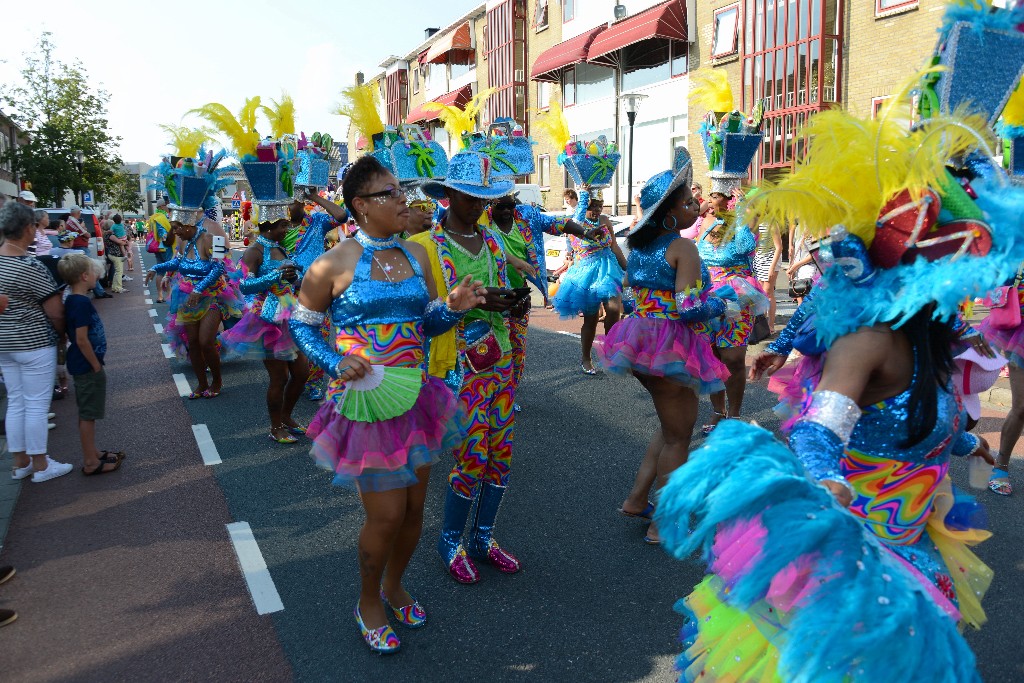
xmin=0 ymin=247 xmax=1021 ymax=682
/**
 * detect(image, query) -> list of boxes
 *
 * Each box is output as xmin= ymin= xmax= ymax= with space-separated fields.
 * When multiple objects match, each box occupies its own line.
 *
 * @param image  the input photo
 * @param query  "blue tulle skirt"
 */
xmin=552 ymin=250 xmax=624 ymax=318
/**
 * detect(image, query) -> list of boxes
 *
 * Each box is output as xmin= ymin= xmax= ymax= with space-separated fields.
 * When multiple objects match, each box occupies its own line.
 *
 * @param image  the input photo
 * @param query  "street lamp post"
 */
xmin=74 ymin=150 xmax=84 ymax=206
xmin=620 ymin=93 xmax=647 ymax=216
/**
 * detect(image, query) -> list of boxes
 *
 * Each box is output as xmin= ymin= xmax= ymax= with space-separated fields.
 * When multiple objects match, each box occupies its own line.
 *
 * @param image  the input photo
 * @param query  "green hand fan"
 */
xmin=338 ymin=365 xmax=423 ymax=423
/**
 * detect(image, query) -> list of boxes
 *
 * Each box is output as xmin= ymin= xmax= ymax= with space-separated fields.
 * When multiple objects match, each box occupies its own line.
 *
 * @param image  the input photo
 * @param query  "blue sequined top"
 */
xmin=331 ymin=242 xmax=430 ymax=327
xmin=628 ymin=233 xmax=711 ymax=292
xmin=697 ymin=221 xmax=757 ymax=268
xmin=291 ymin=212 xmax=336 ymax=275
xmin=151 ymin=227 xmax=224 ymax=294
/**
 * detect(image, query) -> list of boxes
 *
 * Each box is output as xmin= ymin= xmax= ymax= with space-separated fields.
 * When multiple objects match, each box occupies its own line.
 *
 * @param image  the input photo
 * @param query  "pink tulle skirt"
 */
xmin=595 ymin=317 xmax=729 ymax=393
xmin=306 ymin=375 xmax=467 ymax=492
xmin=220 ymin=311 xmax=298 ymax=361
xmin=978 ymin=316 xmax=1024 ymax=370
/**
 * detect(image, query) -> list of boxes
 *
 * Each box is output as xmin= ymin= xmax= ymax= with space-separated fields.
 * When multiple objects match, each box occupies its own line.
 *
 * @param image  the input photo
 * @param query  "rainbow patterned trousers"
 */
xmin=508 ymin=306 xmax=530 ymax=397
xmin=449 ymin=353 xmax=516 ymax=498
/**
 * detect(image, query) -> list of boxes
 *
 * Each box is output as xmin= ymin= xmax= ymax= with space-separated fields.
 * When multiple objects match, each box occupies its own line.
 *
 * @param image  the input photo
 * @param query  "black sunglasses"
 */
xmin=358 ymin=186 xmax=403 ymax=200
xmin=490 ymin=202 xmax=516 ymax=210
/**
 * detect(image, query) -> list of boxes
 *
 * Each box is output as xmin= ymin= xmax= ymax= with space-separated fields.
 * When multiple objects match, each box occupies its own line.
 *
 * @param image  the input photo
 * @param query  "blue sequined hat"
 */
xmin=369 ymin=124 xmax=450 ymax=186
xmin=930 ymin=22 xmax=1024 ymax=128
xmin=699 ymin=113 xmax=763 ymax=196
xmin=294 ymin=132 xmax=334 ymax=189
xmin=241 ymin=135 xmax=303 ymax=223
xmin=466 ymin=118 xmax=535 ymax=178
xmin=563 ymin=135 xmax=621 ymax=188
xmin=628 ymin=147 xmax=694 ymax=236
xmin=420 ymin=151 xmax=515 ymax=200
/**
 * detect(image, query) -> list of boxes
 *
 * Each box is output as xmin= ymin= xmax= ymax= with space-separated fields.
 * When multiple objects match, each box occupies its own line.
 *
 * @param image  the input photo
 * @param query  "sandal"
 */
xmin=618 ymin=501 xmax=655 ymax=520
xmin=101 ymin=450 xmax=126 ymax=462
xmin=989 ymin=468 xmax=1012 ymax=496
xmin=202 ymin=389 xmax=220 ymax=399
xmin=701 ymin=411 xmax=727 ymax=436
xmin=581 ymin=363 xmax=598 ymax=375
xmin=82 ymin=454 xmax=122 ymax=476
xmin=285 ymin=424 xmax=307 ymax=436
xmin=187 ymin=390 xmax=207 ymax=400
xmin=268 ymin=429 xmax=298 ymax=445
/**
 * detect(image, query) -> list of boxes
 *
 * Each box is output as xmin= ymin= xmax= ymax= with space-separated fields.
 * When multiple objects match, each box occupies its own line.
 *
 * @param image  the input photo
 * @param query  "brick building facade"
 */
xmin=0 ymin=110 xmax=26 ymax=202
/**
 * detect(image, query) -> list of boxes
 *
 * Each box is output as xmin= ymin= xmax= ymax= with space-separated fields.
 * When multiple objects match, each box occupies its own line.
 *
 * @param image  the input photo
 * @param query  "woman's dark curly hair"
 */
xmin=342 ymin=155 xmax=389 ymax=220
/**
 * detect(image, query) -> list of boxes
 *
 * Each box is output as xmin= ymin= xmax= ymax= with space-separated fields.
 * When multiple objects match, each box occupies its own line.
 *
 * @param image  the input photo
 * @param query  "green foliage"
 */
xmin=103 ymin=170 xmax=142 ymax=215
xmin=0 ymin=32 xmax=122 ymax=206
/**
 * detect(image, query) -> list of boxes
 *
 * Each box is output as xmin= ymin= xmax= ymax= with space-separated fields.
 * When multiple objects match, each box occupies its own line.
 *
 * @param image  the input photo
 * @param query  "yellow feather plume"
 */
xmin=261 ymin=94 xmax=296 ymax=138
xmin=422 ymin=87 xmax=496 ymax=148
xmin=533 ymin=99 xmax=571 ymax=153
xmin=189 ymin=97 xmax=263 ymax=160
xmin=158 ymin=124 xmax=210 ymax=159
xmin=335 ymin=83 xmax=385 ymax=140
xmin=1003 ymin=79 xmax=1024 ymax=129
xmin=689 ymin=69 xmax=735 ymax=114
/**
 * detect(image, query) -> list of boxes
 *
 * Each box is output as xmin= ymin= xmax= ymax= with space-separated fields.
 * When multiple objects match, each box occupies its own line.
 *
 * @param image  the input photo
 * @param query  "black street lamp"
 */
xmin=620 ymin=93 xmax=648 ymax=216
xmin=74 ymin=150 xmax=84 ymax=206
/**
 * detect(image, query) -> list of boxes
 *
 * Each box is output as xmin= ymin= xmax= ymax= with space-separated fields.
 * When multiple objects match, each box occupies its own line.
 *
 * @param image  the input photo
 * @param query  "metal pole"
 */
xmin=626 ymin=110 xmax=637 ymax=216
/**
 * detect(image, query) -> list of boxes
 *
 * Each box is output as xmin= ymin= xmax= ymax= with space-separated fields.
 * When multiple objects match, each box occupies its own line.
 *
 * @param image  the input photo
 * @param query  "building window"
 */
xmin=482 ymin=27 xmax=488 ymax=59
xmin=712 ymin=4 xmax=740 ymax=58
xmin=535 ymin=0 xmax=549 ymax=30
xmin=537 ymin=80 xmax=552 ymax=110
xmin=413 ymin=68 xmax=420 ymax=94
xmin=876 ymin=0 xmax=917 ymax=15
xmin=575 ymin=62 xmax=615 ymax=105
xmin=871 ymin=96 xmax=891 ymax=119
xmin=620 ymin=38 xmax=672 ymax=91
xmin=538 ymin=154 xmax=551 ymax=188
xmin=671 ymin=41 xmax=688 ymax=76
xmin=562 ymin=67 xmax=577 ymax=106
xmin=451 ymin=59 xmax=475 ymax=81
xmin=562 ymin=0 xmax=575 ymax=23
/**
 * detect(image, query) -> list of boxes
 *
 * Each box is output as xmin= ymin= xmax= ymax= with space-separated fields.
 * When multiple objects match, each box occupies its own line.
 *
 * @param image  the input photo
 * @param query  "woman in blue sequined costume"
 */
xmin=220 ymin=218 xmax=310 ymax=444
xmin=145 ymin=220 xmax=243 ymax=398
xmin=696 ymin=194 xmax=766 ymax=431
xmin=595 ymin=154 xmax=731 ymax=544
xmin=551 ymin=187 xmax=627 ymax=373
xmin=289 ymin=155 xmax=483 ymax=655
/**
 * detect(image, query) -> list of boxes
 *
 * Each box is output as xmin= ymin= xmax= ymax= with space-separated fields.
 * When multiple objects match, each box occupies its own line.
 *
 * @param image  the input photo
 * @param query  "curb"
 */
xmin=0 ymin=439 xmax=22 ymax=553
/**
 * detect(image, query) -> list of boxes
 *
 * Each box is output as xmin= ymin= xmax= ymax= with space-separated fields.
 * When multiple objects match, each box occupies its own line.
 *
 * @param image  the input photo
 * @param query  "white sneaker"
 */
xmin=47 ymin=423 xmax=55 ymax=430
xmin=47 ymin=412 xmax=55 ymax=419
xmin=123 ymin=276 xmax=134 ymax=281
xmin=31 ymin=459 xmax=73 ymax=483
xmin=11 ymin=463 xmax=34 ymax=480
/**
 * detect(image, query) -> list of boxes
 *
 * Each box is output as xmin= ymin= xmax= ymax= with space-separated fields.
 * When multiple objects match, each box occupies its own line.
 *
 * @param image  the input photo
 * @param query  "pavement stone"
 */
xmin=0 ymin=439 xmax=20 ymax=551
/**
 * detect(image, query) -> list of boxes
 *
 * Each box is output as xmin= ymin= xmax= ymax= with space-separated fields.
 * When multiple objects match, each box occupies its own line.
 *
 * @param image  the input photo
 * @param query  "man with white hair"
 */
xmin=67 ymin=205 xmax=112 ymax=299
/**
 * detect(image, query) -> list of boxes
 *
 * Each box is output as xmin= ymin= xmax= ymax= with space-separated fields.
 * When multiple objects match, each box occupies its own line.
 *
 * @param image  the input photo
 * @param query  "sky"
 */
xmin=0 ymin=0 xmax=484 ymax=163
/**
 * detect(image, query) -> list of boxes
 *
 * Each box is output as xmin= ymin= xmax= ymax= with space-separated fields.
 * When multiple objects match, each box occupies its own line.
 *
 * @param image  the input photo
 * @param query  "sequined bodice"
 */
xmin=627 ymin=233 xmax=710 ymax=292
xmin=330 ymin=241 xmax=430 ymax=327
xmin=697 ymin=222 xmax=756 ymax=268
xmin=180 ymin=230 xmax=215 ymax=280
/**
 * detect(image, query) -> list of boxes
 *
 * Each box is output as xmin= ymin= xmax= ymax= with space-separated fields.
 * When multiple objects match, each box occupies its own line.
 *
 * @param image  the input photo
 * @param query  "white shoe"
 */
xmin=47 ymin=412 xmax=55 ymax=419
xmin=11 ymin=463 xmax=34 ymax=480
xmin=123 ymin=276 xmax=134 ymax=281
xmin=31 ymin=459 xmax=73 ymax=483
xmin=47 ymin=423 xmax=55 ymax=430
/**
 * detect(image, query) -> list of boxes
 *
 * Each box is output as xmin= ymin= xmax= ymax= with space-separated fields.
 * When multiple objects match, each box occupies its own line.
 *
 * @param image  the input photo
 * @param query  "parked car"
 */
xmin=541 ymin=214 xmax=633 ymax=280
xmin=40 ymin=208 xmax=103 ymax=257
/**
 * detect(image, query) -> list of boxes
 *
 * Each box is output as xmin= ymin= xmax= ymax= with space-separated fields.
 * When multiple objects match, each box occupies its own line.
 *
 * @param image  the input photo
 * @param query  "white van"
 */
xmin=514 ymin=183 xmax=543 ymax=207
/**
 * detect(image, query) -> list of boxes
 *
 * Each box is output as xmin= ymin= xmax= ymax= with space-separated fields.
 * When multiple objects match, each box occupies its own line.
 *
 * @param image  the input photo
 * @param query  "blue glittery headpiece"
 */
xmin=420 ymin=151 xmax=515 ymax=200
xmin=699 ymin=113 xmax=763 ymax=196
xmin=562 ymin=135 xmax=621 ymax=188
xmin=293 ymin=132 xmax=333 ymax=190
xmin=240 ymin=135 xmax=303 ymax=223
xmin=369 ymin=124 xmax=450 ymax=186
xmin=146 ymin=147 xmax=234 ymax=225
xmin=629 ymin=147 xmax=694 ymax=236
xmin=465 ymin=118 xmax=535 ymax=178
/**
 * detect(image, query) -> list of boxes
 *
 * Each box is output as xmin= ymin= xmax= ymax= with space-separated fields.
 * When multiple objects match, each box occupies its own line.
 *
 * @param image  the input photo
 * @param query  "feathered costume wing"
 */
xmin=189 ymin=96 xmax=263 ymax=161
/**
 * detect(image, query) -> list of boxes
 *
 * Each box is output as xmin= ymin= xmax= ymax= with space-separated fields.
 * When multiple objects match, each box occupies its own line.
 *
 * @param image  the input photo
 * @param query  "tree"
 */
xmin=103 ymin=170 xmax=142 ymax=215
xmin=0 ymin=32 xmax=122 ymax=207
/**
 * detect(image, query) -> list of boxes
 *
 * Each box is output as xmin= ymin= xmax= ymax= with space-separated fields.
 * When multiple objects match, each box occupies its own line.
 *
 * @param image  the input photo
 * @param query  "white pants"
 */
xmin=0 ymin=346 xmax=57 ymax=455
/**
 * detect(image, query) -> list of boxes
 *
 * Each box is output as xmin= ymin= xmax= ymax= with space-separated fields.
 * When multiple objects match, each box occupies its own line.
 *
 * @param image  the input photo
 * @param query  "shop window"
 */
xmin=712 ymin=4 xmax=740 ymax=58
xmin=536 ymin=0 xmax=549 ymax=30
xmin=538 ymin=154 xmax=551 ymax=188
xmin=562 ymin=67 xmax=576 ymax=106
xmin=562 ymin=0 xmax=575 ymax=23
xmin=537 ymin=80 xmax=552 ymax=110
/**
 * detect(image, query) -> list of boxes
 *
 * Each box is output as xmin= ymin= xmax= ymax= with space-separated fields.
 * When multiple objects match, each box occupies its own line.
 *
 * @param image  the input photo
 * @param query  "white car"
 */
xmin=542 ymin=214 xmax=633 ymax=280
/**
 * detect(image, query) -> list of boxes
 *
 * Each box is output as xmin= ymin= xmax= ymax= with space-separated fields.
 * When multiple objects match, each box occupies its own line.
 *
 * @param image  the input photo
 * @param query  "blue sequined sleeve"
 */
xmin=676 ymin=290 xmax=726 ymax=323
xmin=422 ymin=298 xmax=469 ymax=337
xmin=519 ymin=204 xmax=568 ymax=236
xmin=766 ymin=288 xmax=816 ymax=356
xmin=193 ymin=260 xmax=226 ymax=295
xmin=289 ymin=316 xmax=345 ymax=378
xmin=151 ymin=256 xmax=181 ymax=274
xmin=240 ymin=268 xmax=283 ymax=295
xmin=951 ymin=430 xmax=980 ymax=457
xmin=789 ymin=421 xmax=850 ymax=487
xmin=573 ymin=191 xmax=590 ymax=223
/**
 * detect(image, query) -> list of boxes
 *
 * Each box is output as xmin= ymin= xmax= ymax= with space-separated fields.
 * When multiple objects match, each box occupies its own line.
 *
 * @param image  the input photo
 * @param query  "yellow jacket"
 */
xmin=408 ymin=231 xmax=456 ymax=378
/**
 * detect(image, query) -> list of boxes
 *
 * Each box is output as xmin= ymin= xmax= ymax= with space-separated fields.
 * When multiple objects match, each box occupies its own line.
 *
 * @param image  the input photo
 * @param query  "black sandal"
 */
xmin=82 ymin=454 xmax=122 ymax=476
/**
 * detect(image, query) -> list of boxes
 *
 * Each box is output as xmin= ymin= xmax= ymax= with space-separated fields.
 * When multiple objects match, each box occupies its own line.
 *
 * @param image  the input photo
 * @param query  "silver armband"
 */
xmin=292 ymin=302 xmax=326 ymax=326
xmin=804 ymin=390 xmax=861 ymax=444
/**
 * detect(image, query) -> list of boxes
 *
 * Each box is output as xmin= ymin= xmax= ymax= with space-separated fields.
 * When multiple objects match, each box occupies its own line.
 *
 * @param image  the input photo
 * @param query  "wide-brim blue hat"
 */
xmin=421 ymin=151 xmax=515 ymax=200
xmin=628 ymin=147 xmax=694 ymax=236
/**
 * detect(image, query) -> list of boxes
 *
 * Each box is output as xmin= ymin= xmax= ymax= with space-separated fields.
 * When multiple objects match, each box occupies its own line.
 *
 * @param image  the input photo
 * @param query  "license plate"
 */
xmin=546 ymin=249 xmax=560 ymax=257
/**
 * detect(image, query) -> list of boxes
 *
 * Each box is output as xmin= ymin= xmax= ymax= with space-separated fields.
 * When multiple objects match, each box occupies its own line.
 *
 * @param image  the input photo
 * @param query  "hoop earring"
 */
xmin=662 ymin=215 xmax=678 ymax=230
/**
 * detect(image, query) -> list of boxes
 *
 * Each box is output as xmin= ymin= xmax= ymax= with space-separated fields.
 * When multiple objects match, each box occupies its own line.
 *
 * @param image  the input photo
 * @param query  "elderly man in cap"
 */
xmin=16 ymin=190 xmax=36 ymax=207
xmin=66 ymin=205 xmax=111 ymax=299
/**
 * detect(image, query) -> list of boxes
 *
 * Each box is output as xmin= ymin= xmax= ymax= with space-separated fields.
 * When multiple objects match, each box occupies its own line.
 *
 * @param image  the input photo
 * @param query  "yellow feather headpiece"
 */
xmin=335 ymin=83 xmax=385 ymax=140
xmin=533 ymin=99 xmax=571 ymax=153
xmin=189 ymin=96 xmax=263 ymax=161
xmin=689 ymin=69 xmax=735 ymax=114
xmin=261 ymin=94 xmax=296 ymax=138
xmin=422 ymin=87 xmax=496 ymax=148
xmin=1003 ymin=79 xmax=1024 ymax=129
xmin=158 ymin=124 xmax=210 ymax=160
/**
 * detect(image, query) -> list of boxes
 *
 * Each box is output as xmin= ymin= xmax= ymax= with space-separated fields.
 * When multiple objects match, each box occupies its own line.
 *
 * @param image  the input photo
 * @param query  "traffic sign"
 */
xmin=82 ymin=190 xmax=93 ymax=204
xmin=231 ymin=199 xmax=241 ymax=209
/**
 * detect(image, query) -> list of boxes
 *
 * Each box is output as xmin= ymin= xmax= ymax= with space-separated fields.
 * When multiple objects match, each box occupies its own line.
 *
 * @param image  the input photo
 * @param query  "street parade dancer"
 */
xmin=654 ymin=20 xmax=1024 ymax=675
xmin=144 ymin=130 xmax=243 ymax=398
xmin=594 ymin=148 xmax=731 ymax=544
xmin=290 ymin=152 xmax=483 ymax=654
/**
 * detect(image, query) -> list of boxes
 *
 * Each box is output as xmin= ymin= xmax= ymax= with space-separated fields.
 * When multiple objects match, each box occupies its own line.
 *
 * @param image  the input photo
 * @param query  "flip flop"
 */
xmin=286 ymin=424 xmax=308 ymax=436
xmin=202 ymin=389 xmax=220 ymax=399
xmin=187 ymin=391 xmax=207 ymax=400
xmin=989 ymin=468 xmax=1012 ymax=496
xmin=618 ymin=502 xmax=655 ymax=520
xmin=643 ymin=535 xmax=662 ymax=546
xmin=101 ymin=450 xmax=126 ymax=462
xmin=268 ymin=432 xmax=299 ymax=445
xmin=82 ymin=454 xmax=122 ymax=476
xmin=581 ymin=364 xmax=598 ymax=375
